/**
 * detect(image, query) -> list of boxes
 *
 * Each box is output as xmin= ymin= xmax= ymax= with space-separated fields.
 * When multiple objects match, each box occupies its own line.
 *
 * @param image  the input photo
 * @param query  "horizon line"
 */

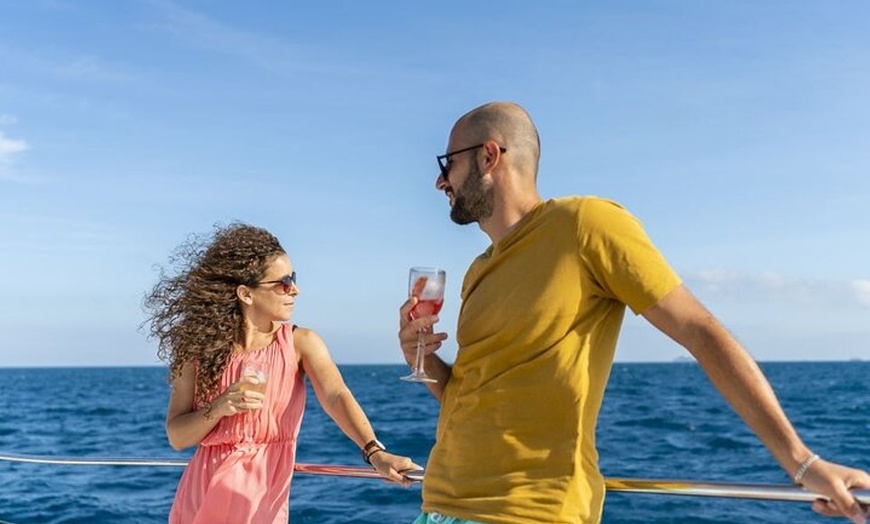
xmin=0 ymin=358 xmax=864 ymax=371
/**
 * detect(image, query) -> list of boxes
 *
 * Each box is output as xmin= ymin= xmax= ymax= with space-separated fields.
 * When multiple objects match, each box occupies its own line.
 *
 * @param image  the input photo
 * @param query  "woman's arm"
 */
xmin=165 ymin=361 xmax=264 ymax=450
xmin=296 ymin=327 xmax=419 ymax=483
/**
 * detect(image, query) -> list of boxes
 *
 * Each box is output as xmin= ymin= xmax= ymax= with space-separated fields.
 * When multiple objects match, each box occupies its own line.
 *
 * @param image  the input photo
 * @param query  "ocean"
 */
xmin=0 ymin=362 xmax=867 ymax=523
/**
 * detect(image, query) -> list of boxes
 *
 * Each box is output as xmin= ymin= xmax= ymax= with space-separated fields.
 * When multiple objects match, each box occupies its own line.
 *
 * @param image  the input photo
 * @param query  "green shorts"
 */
xmin=412 ymin=512 xmax=485 ymax=524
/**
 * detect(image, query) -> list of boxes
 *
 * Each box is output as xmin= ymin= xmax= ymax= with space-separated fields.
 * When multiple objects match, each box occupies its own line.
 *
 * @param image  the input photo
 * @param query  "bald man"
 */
xmin=398 ymin=102 xmax=869 ymax=524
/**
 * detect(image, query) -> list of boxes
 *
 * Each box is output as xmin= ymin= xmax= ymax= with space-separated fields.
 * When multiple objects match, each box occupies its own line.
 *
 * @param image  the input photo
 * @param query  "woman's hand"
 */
xmin=369 ymin=451 xmax=422 ymax=487
xmin=206 ymin=375 xmax=266 ymax=419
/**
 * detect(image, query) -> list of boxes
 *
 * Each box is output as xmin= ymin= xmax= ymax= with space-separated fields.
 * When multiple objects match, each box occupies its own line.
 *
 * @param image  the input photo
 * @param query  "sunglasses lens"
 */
xmin=280 ymin=272 xmax=296 ymax=292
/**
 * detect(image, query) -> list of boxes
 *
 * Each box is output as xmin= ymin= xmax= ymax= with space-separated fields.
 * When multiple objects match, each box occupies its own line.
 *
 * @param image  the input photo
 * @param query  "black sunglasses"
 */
xmin=436 ymin=143 xmax=506 ymax=181
xmin=257 ymin=272 xmax=297 ymax=294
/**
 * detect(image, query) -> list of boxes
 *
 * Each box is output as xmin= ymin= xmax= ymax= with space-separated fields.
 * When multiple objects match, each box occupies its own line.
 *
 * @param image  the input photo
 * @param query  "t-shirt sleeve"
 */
xmin=577 ymin=198 xmax=682 ymax=314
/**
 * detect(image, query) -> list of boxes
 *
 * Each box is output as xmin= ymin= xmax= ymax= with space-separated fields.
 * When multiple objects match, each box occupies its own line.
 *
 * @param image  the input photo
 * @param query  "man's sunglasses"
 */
xmin=436 ymin=144 xmax=506 ymax=181
xmin=257 ymin=272 xmax=297 ymax=294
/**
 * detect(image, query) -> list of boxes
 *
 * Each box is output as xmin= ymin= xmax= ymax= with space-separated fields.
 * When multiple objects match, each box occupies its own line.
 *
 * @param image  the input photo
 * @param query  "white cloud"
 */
xmin=0 ymin=213 xmax=145 ymax=259
xmin=53 ymin=55 xmax=134 ymax=83
xmin=147 ymin=0 xmax=298 ymax=75
xmin=0 ymin=120 xmax=33 ymax=181
xmin=0 ymin=44 xmax=135 ymax=84
xmin=687 ymin=269 xmax=870 ymax=309
xmin=146 ymin=0 xmax=361 ymax=78
xmin=852 ymin=280 xmax=870 ymax=306
xmin=0 ymin=131 xmax=29 ymax=163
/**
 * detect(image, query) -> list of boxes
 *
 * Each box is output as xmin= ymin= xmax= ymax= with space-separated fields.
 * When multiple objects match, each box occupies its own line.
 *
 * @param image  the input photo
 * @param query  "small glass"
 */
xmin=400 ymin=267 xmax=445 ymax=383
xmin=240 ymin=366 xmax=268 ymax=449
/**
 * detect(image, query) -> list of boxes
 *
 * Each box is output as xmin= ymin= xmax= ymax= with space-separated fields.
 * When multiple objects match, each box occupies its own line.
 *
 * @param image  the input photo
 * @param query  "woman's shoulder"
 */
xmin=290 ymin=325 xmax=323 ymax=349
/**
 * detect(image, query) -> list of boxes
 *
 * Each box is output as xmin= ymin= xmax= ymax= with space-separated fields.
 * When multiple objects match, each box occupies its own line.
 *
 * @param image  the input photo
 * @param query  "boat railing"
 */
xmin=1 ymin=451 xmax=867 ymax=504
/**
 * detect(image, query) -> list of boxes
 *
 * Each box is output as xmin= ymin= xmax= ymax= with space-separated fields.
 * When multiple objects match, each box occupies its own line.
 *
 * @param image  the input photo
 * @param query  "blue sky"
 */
xmin=1 ymin=0 xmax=867 ymax=367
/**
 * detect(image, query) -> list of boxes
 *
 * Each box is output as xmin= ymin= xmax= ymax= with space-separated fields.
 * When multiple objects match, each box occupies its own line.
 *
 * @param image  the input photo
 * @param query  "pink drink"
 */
xmin=410 ymin=298 xmax=444 ymax=319
xmin=402 ymin=267 xmax=446 ymax=383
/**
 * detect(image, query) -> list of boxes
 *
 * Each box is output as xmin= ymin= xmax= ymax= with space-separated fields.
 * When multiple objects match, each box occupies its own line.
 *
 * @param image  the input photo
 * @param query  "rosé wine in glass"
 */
xmin=401 ymin=267 xmax=446 ymax=383
xmin=410 ymin=298 xmax=444 ymax=319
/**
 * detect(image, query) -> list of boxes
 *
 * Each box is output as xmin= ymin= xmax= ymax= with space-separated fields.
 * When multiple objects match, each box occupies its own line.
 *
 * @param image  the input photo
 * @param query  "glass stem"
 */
xmin=414 ymin=332 xmax=426 ymax=375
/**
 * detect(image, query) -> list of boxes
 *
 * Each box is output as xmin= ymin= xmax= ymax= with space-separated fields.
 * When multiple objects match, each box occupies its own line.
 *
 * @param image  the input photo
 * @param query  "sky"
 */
xmin=0 ymin=0 xmax=867 ymax=367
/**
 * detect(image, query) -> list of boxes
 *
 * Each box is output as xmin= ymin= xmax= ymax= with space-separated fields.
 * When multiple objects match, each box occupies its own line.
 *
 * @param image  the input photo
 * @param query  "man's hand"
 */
xmin=803 ymin=459 xmax=870 ymax=524
xmin=398 ymin=295 xmax=448 ymax=366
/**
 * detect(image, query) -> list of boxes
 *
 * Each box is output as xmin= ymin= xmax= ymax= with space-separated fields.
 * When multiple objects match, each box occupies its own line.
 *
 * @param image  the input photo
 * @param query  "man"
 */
xmin=398 ymin=101 xmax=869 ymax=524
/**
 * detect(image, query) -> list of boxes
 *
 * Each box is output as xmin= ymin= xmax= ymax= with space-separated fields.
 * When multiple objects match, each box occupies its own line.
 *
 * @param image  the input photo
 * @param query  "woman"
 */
xmin=144 ymin=223 xmax=417 ymax=523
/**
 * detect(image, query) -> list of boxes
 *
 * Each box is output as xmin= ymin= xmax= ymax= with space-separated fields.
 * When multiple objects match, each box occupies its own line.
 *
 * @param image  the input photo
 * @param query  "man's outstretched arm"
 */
xmin=642 ymin=284 xmax=869 ymax=524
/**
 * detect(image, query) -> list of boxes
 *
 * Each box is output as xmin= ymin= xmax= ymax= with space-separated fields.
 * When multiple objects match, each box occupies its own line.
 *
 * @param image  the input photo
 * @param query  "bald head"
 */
xmin=453 ymin=102 xmax=541 ymax=178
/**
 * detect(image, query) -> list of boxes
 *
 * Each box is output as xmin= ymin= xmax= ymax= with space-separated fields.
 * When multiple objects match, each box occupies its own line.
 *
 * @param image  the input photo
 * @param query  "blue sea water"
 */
xmin=0 ymin=362 xmax=867 ymax=524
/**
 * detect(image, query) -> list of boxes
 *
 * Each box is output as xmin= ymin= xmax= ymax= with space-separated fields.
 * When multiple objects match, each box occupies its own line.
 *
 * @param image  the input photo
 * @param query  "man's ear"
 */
xmin=482 ymin=140 xmax=504 ymax=174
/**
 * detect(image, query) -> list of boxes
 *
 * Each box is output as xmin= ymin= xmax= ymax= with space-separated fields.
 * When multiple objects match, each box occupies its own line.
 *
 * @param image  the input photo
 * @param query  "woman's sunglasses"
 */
xmin=256 ymin=272 xmax=297 ymax=294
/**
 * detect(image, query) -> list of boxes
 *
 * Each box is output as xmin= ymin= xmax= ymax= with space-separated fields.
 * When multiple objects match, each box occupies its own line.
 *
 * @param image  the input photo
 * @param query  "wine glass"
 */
xmin=400 ymin=267 xmax=445 ymax=383
xmin=239 ymin=366 xmax=268 ymax=450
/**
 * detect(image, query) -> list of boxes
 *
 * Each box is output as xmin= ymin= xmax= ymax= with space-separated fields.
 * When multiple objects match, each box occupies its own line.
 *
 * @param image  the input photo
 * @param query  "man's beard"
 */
xmin=450 ymin=161 xmax=494 ymax=225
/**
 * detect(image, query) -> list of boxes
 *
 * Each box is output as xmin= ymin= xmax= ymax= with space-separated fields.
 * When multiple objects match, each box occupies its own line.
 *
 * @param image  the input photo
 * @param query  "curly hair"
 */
xmin=144 ymin=223 xmax=285 ymax=401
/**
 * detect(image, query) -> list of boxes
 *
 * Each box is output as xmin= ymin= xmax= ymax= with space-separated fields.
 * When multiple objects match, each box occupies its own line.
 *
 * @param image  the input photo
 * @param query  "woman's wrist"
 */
xmin=202 ymin=399 xmax=225 ymax=421
xmin=362 ymin=439 xmax=386 ymax=464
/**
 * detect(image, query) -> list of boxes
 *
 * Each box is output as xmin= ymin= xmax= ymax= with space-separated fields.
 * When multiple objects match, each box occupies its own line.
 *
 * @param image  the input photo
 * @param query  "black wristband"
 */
xmin=365 ymin=448 xmax=386 ymax=464
xmin=362 ymin=439 xmax=386 ymax=464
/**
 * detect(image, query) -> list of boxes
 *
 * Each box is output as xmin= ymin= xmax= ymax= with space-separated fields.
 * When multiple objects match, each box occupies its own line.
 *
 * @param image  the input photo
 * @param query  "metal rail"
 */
xmin=1 ymin=452 xmax=867 ymax=504
xmin=605 ymin=477 xmax=869 ymax=504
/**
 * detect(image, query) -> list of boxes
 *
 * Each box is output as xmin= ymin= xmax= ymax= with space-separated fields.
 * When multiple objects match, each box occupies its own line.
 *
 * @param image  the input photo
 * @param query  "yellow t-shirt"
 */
xmin=422 ymin=196 xmax=682 ymax=524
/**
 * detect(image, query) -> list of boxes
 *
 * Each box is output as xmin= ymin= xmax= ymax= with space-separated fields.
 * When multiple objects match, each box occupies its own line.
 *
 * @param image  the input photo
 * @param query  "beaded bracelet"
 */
xmin=793 ymin=453 xmax=820 ymax=484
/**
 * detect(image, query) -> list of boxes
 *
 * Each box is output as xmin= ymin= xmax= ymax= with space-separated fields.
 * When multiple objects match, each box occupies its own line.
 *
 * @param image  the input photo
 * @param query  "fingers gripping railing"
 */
xmin=1 ymin=452 xmax=868 ymax=504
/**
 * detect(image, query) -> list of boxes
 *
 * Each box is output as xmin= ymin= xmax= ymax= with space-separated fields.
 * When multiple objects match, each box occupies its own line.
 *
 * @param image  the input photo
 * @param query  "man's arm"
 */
xmin=642 ymin=284 xmax=869 ymax=524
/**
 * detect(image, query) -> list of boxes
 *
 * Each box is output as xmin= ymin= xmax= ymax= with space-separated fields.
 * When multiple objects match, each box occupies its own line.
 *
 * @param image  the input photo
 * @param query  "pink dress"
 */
xmin=169 ymin=323 xmax=306 ymax=524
